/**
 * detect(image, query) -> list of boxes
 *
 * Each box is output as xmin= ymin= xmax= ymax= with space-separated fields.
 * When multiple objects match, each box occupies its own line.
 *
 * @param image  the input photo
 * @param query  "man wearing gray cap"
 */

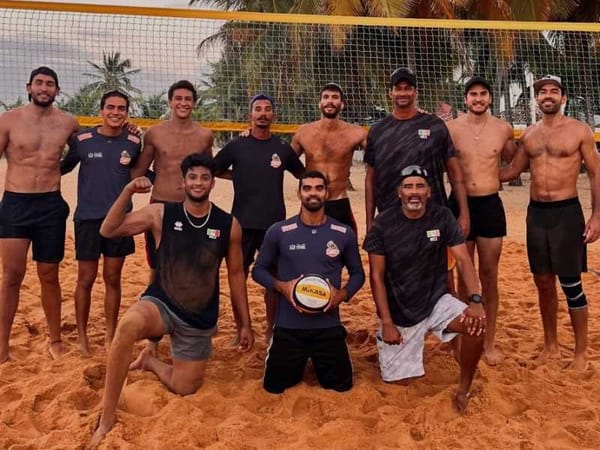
xmin=364 ymin=68 xmax=469 ymax=238
xmin=446 ymin=76 xmax=516 ymax=366
xmin=364 ymin=164 xmax=484 ymax=412
xmin=501 ymin=75 xmax=600 ymax=371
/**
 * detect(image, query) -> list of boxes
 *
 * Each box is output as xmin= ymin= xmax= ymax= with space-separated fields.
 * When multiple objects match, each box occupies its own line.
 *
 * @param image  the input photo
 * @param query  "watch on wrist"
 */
xmin=468 ymin=294 xmax=484 ymax=305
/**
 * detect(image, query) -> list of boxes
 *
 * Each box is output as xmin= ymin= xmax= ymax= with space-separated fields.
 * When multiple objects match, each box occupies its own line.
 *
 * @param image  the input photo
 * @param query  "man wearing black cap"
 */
xmin=291 ymin=83 xmax=366 ymax=233
xmin=500 ymin=75 xmax=600 ymax=371
xmin=364 ymin=68 xmax=469 ymax=238
xmin=215 ymin=94 xmax=304 ymax=342
xmin=446 ymin=76 xmax=516 ymax=366
xmin=364 ymin=164 xmax=485 ymax=412
xmin=0 ymin=66 xmax=79 ymax=363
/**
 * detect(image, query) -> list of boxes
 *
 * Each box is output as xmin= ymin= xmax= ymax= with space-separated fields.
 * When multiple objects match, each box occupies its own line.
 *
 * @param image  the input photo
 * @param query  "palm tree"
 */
xmin=135 ymin=92 xmax=168 ymax=119
xmin=58 ymin=84 xmax=102 ymax=116
xmin=83 ymin=51 xmax=141 ymax=97
xmin=0 ymin=97 xmax=25 ymax=111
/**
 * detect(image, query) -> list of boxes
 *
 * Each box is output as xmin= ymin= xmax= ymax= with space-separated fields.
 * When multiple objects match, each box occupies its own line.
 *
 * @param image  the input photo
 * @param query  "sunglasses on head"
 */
xmin=400 ymin=165 xmax=428 ymax=178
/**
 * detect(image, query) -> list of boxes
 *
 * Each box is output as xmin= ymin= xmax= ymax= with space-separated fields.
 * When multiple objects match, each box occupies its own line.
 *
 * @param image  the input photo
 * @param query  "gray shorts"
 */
xmin=376 ymin=293 xmax=467 ymax=382
xmin=141 ymin=296 xmax=216 ymax=361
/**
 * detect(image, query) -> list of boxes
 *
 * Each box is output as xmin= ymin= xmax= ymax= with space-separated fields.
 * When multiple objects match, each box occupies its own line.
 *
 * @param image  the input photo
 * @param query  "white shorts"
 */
xmin=376 ymin=293 xmax=467 ymax=382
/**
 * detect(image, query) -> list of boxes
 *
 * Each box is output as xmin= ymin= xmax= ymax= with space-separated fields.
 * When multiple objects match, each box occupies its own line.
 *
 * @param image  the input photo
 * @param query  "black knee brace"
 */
xmin=558 ymin=276 xmax=587 ymax=310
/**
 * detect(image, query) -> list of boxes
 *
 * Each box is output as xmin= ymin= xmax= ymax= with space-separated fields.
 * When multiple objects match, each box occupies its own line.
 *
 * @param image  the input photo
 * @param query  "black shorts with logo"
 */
xmin=264 ymin=325 xmax=352 ymax=393
xmin=0 ymin=191 xmax=69 ymax=262
xmin=75 ymin=219 xmax=135 ymax=260
xmin=241 ymin=228 xmax=267 ymax=273
xmin=527 ymin=197 xmax=587 ymax=277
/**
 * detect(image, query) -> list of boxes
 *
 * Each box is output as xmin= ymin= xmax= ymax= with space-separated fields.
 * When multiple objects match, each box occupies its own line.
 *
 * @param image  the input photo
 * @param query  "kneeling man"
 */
xmin=89 ymin=153 xmax=253 ymax=446
xmin=363 ymin=165 xmax=485 ymax=412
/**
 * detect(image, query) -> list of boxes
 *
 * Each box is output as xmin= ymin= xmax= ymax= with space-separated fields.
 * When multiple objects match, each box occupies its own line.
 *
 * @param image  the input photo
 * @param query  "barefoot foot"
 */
xmin=78 ymin=336 xmax=91 ymax=357
xmin=48 ymin=340 xmax=66 ymax=360
xmin=533 ymin=346 xmax=560 ymax=365
xmin=86 ymin=416 xmax=115 ymax=449
xmin=453 ymin=391 xmax=471 ymax=414
xmin=483 ymin=346 xmax=503 ymax=366
xmin=566 ymin=353 xmax=589 ymax=372
xmin=129 ymin=346 xmax=153 ymax=371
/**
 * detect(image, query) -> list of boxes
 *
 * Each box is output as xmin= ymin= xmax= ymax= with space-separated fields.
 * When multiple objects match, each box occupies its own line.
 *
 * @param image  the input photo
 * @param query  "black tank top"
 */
xmin=144 ymin=202 xmax=232 ymax=329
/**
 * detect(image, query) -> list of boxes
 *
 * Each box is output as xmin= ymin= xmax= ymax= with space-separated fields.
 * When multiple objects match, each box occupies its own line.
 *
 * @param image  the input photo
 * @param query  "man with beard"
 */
xmin=252 ymin=171 xmax=364 ymax=393
xmin=0 ymin=66 xmax=79 ymax=362
xmin=131 ymin=80 xmax=214 ymax=269
xmin=446 ymin=77 xmax=516 ymax=366
xmin=364 ymin=68 xmax=469 ymax=236
xmin=88 ymin=153 xmax=254 ymax=447
xmin=500 ymin=75 xmax=600 ymax=371
xmin=215 ymin=94 xmax=304 ymax=342
xmin=363 ymin=165 xmax=485 ymax=413
xmin=291 ymin=83 xmax=366 ymax=233
xmin=61 ymin=91 xmax=142 ymax=356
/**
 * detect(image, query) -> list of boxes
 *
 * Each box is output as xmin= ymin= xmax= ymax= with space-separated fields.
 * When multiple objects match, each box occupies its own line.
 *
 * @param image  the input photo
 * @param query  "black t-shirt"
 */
xmin=364 ymin=112 xmax=455 ymax=213
xmin=214 ymin=135 xmax=304 ymax=230
xmin=144 ymin=202 xmax=232 ymax=329
xmin=363 ymin=204 xmax=464 ymax=327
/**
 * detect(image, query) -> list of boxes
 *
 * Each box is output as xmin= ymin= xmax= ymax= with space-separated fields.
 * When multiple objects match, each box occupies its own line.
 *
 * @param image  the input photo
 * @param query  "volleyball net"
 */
xmin=1 ymin=0 xmax=599 ymax=137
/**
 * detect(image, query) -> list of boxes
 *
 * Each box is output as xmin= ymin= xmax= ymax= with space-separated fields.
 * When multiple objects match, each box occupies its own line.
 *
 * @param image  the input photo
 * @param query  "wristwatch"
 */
xmin=468 ymin=294 xmax=484 ymax=305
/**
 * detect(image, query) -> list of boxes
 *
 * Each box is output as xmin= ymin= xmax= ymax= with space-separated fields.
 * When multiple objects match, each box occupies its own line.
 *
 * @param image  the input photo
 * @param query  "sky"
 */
xmin=0 ymin=1 xmax=222 ymax=104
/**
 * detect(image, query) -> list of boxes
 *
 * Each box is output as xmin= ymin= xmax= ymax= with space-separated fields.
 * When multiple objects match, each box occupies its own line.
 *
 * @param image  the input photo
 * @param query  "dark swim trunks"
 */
xmin=324 ymin=198 xmax=358 ymax=235
xmin=145 ymin=197 xmax=166 ymax=269
xmin=449 ymin=192 xmax=506 ymax=241
xmin=0 ymin=191 xmax=69 ymax=262
xmin=526 ymin=197 xmax=587 ymax=276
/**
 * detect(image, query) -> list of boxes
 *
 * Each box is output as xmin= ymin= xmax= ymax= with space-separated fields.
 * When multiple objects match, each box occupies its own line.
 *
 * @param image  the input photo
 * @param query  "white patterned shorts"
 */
xmin=376 ymin=293 xmax=467 ymax=382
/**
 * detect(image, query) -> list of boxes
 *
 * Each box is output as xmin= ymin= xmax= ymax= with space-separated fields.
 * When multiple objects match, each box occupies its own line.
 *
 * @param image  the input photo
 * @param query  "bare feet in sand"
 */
xmin=129 ymin=346 xmax=153 ymax=371
xmin=86 ymin=415 xmax=115 ymax=449
xmin=533 ymin=346 xmax=561 ymax=365
xmin=78 ymin=336 xmax=91 ymax=357
xmin=483 ymin=346 xmax=503 ymax=366
xmin=453 ymin=391 xmax=471 ymax=414
xmin=48 ymin=340 xmax=66 ymax=360
xmin=565 ymin=353 xmax=589 ymax=372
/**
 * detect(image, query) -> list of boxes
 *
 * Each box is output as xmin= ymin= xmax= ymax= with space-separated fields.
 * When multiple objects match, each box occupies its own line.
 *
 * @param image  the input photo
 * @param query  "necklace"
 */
xmin=183 ymin=203 xmax=212 ymax=229
xmin=472 ymin=117 xmax=489 ymax=141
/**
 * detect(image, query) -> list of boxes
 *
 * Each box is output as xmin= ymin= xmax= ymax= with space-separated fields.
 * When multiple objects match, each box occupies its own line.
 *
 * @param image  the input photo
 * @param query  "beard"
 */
xmin=402 ymin=197 xmax=424 ymax=211
xmin=539 ymin=101 xmax=561 ymax=114
xmin=467 ymin=104 xmax=489 ymax=115
xmin=320 ymin=105 xmax=340 ymax=119
xmin=30 ymin=94 xmax=55 ymax=107
xmin=302 ymin=197 xmax=325 ymax=212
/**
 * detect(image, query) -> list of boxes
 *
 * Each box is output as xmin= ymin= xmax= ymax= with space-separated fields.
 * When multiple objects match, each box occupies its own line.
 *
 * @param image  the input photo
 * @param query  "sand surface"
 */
xmin=1 ymin=160 xmax=600 ymax=449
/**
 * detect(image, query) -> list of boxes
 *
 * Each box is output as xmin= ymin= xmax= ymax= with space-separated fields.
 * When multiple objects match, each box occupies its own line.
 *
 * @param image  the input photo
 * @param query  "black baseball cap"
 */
xmin=390 ymin=68 xmax=417 ymax=88
xmin=249 ymin=93 xmax=275 ymax=110
xmin=464 ymin=76 xmax=491 ymax=95
xmin=28 ymin=66 xmax=59 ymax=88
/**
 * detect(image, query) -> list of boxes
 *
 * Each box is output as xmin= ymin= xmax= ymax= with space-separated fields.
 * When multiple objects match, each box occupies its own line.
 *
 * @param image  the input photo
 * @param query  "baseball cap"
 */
xmin=533 ymin=75 xmax=564 ymax=94
xmin=320 ymin=82 xmax=344 ymax=100
xmin=390 ymin=68 xmax=417 ymax=88
xmin=399 ymin=165 xmax=429 ymax=184
xmin=249 ymin=93 xmax=275 ymax=110
xmin=28 ymin=66 xmax=59 ymax=89
xmin=464 ymin=76 xmax=491 ymax=95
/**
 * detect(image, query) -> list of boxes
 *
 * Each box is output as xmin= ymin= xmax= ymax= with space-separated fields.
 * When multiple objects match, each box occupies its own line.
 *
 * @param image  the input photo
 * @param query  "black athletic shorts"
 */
xmin=75 ymin=219 xmax=135 ymax=260
xmin=241 ymin=228 xmax=266 ymax=273
xmin=449 ymin=192 xmax=506 ymax=241
xmin=324 ymin=198 xmax=358 ymax=235
xmin=264 ymin=325 xmax=352 ymax=394
xmin=0 ymin=191 xmax=69 ymax=262
xmin=526 ymin=197 xmax=587 ymax=276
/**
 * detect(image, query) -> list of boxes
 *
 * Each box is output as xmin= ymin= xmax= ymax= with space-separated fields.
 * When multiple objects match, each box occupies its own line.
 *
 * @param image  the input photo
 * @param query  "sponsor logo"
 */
xmin=207 ymin=228 xmax=220 ymax=239
xmin=281 ymin=223 xmax=298 ymax=233
xmin=426 ymin=229 xmax=441 ymax=242
xmin=119 ymin=150 xmax=132 ymax=165
xmin=174 ymin=221 xmax=183 ymax=232
xmin=325 ymin=240 xmax=340 ymax=257
xmin=418 ymin=129 xmax=431 ymax=139
xmin=87 ymin=152 xmax=103 ymax=158
xmin=270 ymin=153 xmax=282 ymax=168
xmin=297 ymin=284 xmax=329 ymax=300
xmin=289 ymin=243 xmax=306 ymax=251
xmin=330 ymin=224 xmax=347 ymax=234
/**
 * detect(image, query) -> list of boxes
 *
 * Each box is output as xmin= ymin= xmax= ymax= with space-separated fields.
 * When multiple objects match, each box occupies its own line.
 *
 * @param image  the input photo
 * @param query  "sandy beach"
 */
xmin=1 ymin=159 xmax=600 ymax=449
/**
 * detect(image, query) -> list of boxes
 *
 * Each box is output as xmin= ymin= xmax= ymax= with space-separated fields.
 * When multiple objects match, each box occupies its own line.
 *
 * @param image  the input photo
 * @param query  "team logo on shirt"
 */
xmin=174 ymin=221 xmax=183 ymax=231
xmin=418 ymin=129 xmax=431 ymax=139
xmin=207 ymin=228 xmax=220 ymax=239
xmin=426 ymin=229 xmax=441 ymax=242
xmin=270 ymin=153 xmax=282 ymax=168
xmin=325 ymin=240 xmax=340 ymax=258
xmin=119 ymin=150 xmax=132 ymax=165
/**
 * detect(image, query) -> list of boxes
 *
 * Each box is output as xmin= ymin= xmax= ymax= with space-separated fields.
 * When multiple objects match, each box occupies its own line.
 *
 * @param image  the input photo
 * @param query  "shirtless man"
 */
xmin=0 ymin=67 xmax=79 ymax=363
xmin=501 ymin=75 xmax=600 ymax=371
xmin=291 ymin=83 xmax=366 ymax=233
xmin=447 ymin=77 xmax=516 ymax=366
